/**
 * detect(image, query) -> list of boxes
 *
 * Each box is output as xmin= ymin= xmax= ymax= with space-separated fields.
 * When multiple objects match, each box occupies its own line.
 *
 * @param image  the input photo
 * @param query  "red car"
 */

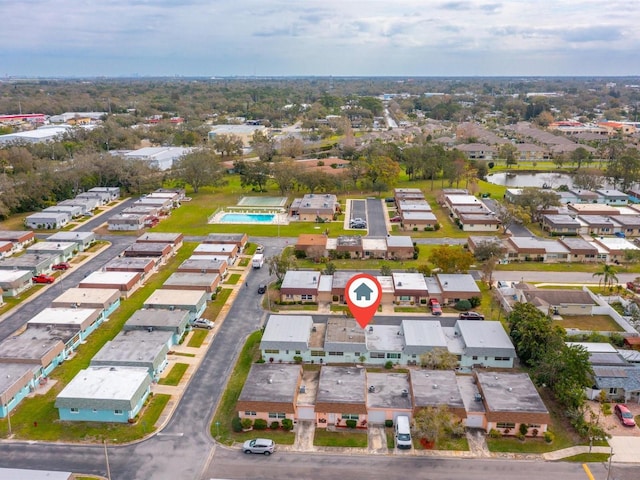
xmin=32 ymin=274 xmax=55 ymax=284
xmin=390 ymin=216 xmax=402 ymax=223
xmin=52 ymin=262 xmax=71 ymax=270
xmin=614 ymin=404 xmax=636 ymax=427
xmin=428 ymin=298 xmax=442 ymax=316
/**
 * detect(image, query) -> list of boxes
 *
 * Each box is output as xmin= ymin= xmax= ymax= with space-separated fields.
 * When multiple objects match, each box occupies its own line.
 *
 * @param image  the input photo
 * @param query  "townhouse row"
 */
xmin=237 ymin=363 xmax=550 ymax=437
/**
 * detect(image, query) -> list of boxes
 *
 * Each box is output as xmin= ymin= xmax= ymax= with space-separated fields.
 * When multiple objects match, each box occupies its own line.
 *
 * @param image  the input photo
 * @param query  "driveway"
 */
xmin=365 ymin=198 xmax=388 ymax=237
xmin=589 ymin=400 xmax=640 ymax=437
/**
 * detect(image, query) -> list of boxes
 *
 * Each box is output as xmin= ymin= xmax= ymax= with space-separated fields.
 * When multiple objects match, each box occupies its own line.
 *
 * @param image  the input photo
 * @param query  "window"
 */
xmin=329 ymin=352 xmax=344 ymax=356
xmin=70 ymin=408 xmax=79 ymax=414
xmin=399 ymin=295 xmax=411 ymax=301
xmin=114 ymin=409 xmax=123 ymax=415
xmin=370 ymin=352 xmax=385 ymax=359
xmin=268 ymin=412 xmax=286 ymax=419
xmin=285 ymin=294 xmax=293 ymax=299
xmin=244 ymin=411 xmax=257 ymax=416
xmin=608 ymin=388 xmax=618 ymax=395
xmin=496 ymin=422 xmax=515 ymax=429
xmin=355 ymin=352 xmax=361 ymax=356
xmin=386 ymin=353 xmax=401 ymax=359
xmin=295 ymin=350 xmax=301 ymax=355
xmin=311 ymin=351 xmax=326 ymax=357
xmin=264 ymin=349 xmax=279 ymax=354
xmin=472 ymin=356 xmax=478 ymax=361
xmin=341 ymin=414 xmax=359 ymax=420
xmin=93 ymin=409 xmax=97 ymax=413
xmin=529 ymin=424 xmax=541 ymax=428
xmin=494 ymin=357 xmax=510 ymax=361
xmin=301 ymin=294 xmax=313 ymax=300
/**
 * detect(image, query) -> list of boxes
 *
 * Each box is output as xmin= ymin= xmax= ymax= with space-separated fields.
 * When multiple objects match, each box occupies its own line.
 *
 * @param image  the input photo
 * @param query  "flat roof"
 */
xmin=362 ymin=238 xmax=387 ymax=251
xmin=143 ymin=289 xmax=208 ymax=307
xmin=47 ymin=231 xmax=95 ymax=242
xmin=476 ymin=372 xmax=548 ymax=414
xmin=136 ymin=232 xmax=182 ymax=243
xmin=0 ymin=468 xmax=72 ymax=480
xmin=238 ymin=363 xmax=301 ymax=404
xmin=179 ymin=258 xmax=227 ymax=270
xmin=0 ymin=363 xmax=37 ymax=395
xmin=437 ymin=274 xmax=480 ymax=293
xmin=163 ymin=272 xmax=219 ymax=288
xmin=0 ymin=253 xmax=57 ymax=268
xmin=52 ymin=288 xmax=120 ymax=307
xmin=402 ymin=320 xmax=447 ymax=352
xmin=401 ymin=211 xmax=438 ymax=221
xmin=366 ymin=324 xmax=405 ymax=352
xmin=324 ymin=317 xmax=366 ymax=351
xmin=0 ymin=269 xmax=32 ymax=282
xmin=410 ymin=370 xmax=465 ymax=410
xmin=28 ymin=307 xmax=100 ymax=329
xmin=81 ymin=271 xmax=140 ymax=284
xmin=27 ymin=241 xmax=75 ymax=251
xmin=193 ymin=243 xmax=236 ymax=254
xmin=56 ymin=366 xmax=150 ymax=402
xmin=386 ymin=236 xmax=413 ymax=248
xmin=316 ymin=366 xmax=366 ymax=405
xmin=91 ymin=329 xmax=171 ymax=365
xmin=596 ymin=237 xmax=639 ymax=251
xmin=366 ymin=372 xmax=412 ymax=410
xmin=446 ymin=194 xmax=483 ymax=205
xmin=566 ymin=342 xmax=618 ymax=353
xmin=392 ymin=272 xmax=428 ymax=292
xmin=105 ymin=257 xmax=157 ymax=270
xmin=281 ymin=270 xmax=320 ymax=290
xmin=125 ymin=308 xmax=190 ymax=330
xmin=457 ymin=321 xmax=515 ymax=353
xmin=261 ymin=315 xmax=313 ymax=350
xmin=0 ymin=327 xmax=68 ymax=362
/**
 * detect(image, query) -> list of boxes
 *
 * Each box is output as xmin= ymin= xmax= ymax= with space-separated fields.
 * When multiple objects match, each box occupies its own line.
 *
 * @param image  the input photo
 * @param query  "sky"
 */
xmin=1 ymin=0 xmax=639 ymax=77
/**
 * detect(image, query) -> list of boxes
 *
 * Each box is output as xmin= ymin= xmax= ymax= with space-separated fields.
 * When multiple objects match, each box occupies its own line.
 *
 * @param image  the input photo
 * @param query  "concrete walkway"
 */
xmin=543 ymin=445 xmax=612 ymax=461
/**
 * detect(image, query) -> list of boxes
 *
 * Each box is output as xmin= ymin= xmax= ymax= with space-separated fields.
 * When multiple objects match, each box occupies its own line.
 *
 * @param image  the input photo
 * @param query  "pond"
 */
xmin=486 ymin=172 xmax=613 ymax=189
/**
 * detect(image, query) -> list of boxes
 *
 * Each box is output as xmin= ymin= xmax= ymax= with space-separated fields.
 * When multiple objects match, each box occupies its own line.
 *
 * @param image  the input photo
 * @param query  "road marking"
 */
xmin=582 ymin=463 xmax=595 ymax=480
xmin=157 ymin=432 xmax=184 ymax=437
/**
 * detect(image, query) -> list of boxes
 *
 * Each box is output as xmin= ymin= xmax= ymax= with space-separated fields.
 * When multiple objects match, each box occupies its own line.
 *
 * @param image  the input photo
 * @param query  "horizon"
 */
xmin=1 ymin=1 xmax=639 ymax=77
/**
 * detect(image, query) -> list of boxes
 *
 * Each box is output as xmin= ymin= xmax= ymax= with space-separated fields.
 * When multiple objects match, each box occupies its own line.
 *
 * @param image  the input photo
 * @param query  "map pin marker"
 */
xmin=345 ymin=273 xmax=382 ymax=329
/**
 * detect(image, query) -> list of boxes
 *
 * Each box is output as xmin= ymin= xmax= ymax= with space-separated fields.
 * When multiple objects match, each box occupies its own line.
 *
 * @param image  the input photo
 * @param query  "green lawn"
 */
xmin=413 ymin=435 xmax=469 ymax=451
xmin=243 ymin=243 xmax=258 ymax=256
xmin=173 ymin=352 xmax=196 ymax=358
xmin=562 ymin=453 xmax=611 ymax=463
xmin=225 ymin=273 xmax=241 ymax=285
xmin=497 ymin=262 xmax=640 ymax=274
xmin=158 ymin=363 xmax=189 ymax=386
xmin=187 ymin=329 xmax=209 ymax=348
xmin=553 ymin=315 xmax=624 ymax=332
xmin=271 ymin=304 xmax=319 ymax=312
xmin=313 ymin=428 xmax=368 ymax=448
xmin=210 ymin=330 xmax=294 ymax=445
xmin=208 ymin=288 xmax=233 ymax=320
xmin=238 ymin=258 xmax=250 ymax=267
xmin=2 ymin=242 xmax=197 ymax=441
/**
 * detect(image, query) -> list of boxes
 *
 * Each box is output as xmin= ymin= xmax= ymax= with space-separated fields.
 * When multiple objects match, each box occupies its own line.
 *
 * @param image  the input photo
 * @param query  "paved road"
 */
xmin=206 ymin=447 xmax=635 ymax=480
xmin=350 ymin=199 xmax=366 ymax=223
xmin=365 ymin=198 xmax=388 ymax=237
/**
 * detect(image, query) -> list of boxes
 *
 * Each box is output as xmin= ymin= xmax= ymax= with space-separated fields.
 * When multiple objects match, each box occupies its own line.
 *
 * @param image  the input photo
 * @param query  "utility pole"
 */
xmin=104 ymin=440 xmax=112 ymax=480
xmin=606 ymin=446 xmax=614 ymax=480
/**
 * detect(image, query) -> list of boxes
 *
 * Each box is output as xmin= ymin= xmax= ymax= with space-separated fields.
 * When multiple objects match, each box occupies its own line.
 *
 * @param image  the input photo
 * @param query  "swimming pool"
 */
xmin=218 ymin=213 xmax=276 ymax=223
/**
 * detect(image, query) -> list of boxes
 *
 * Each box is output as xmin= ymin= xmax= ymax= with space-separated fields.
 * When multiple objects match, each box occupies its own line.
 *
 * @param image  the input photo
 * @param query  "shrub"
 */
xmin=519 ymin=423 xmax=529 ymax=436
xmin=413 ymin=227 xmax=418 ymax=231
xmin=602 ymin=403 xmax=612 ymax=416
xmin=294 ymin=250 xmax=307 ymax=259
xmin=384 ymin=361 xmax=393 ymax=370
xmin=270 ymin=421 xmax=280 ymax=430
xmin=240 ymin=418 xmax=253 ymax=430
xmin=543 ymin=431 xmax=554 ymax=443
xmin=281 ymin=418 xmax=293 ymax=431
xmin=256 ymin=357 xmax=265 ymax=364
xmin=516 ymin=432 xmax=525 ymax=441
xmin=385 ymin=419 xmax=394 ymax=428
xmin=420 ymin=299 xmax=427 ymax=305
xmin=346 ymin=419 xmax=357 ymax=429
xmin=489 ymin=428 xmax=502 ymax=439
xmin=232 ymin=416 xmax=243 ymax=432
xmin=253 ymin=419 xmax=268 ymax=430
xmin=293 ymin=356 xmax=303 ymax=364
xmin=317 ymin=160 xmax=325 ymax=166
xmin=469 ymin=296 xmax=481 ymax=308
xmin=454 ymin=300 xmax=472 ymax=311
xmin=434 ymin=223 xmax=441 ymax=231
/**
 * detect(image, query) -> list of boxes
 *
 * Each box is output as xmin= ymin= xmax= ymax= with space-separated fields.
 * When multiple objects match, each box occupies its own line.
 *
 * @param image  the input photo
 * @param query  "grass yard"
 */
xmin=3 ymin=242 xmax=197 ymax=441
xmin=187 ymin=329 xmax=209 ymax=348
xmin=208 ymin=288 xmax=233 ymax=320
xmin=553 ymin=315 xmax=624 ymax=332
xmin=158 ymin=363 xmax=189 ymax=386
xmin=497 ymin=262 xmax=640 ymax=274
xmin=413 ymin=435 xmax=469 ymax=451
xmin=243 ymin=243 xmax=258 ymax=256
xmin=313 ymin=428 xmax=368 ymax=448
xmin=271 ymin=304 xmax=318 ymax=312
xmin=173 ymin=352 xmax=196 ymax=358
xmin=562 ymin=453 xmax=611 ymax=463
xmin=209 ymin=330 xmax=295 ymax=445
xmin=224 ymin=273 xmax=241 ymax=285
xmin=238 ymin=258 xmax=250 ymax=267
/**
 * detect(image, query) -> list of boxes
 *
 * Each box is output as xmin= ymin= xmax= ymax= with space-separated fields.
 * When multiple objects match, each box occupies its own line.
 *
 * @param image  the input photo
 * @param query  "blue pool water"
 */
xmin=219 ymin=213 xmax=276 ymax=223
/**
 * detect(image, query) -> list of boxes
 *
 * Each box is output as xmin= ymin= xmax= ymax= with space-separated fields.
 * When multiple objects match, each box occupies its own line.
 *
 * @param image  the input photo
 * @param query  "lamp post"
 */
xmin=606 ymin=446 xmax=614 ymax=480
xmin=4 ymin=404 xmax=11 ymax=437
xmin=215 ymin=421 xmax=220 ymax=438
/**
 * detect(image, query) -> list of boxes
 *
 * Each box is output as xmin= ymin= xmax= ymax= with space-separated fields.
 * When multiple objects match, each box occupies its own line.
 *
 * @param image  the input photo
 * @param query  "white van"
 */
xmin=395 ymin=415 xmax=412 ymax=449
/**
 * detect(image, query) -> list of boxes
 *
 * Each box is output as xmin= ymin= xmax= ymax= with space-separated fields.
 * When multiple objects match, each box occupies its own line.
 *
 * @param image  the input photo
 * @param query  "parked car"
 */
xmin=428 ymin=299 xmax=442 ymax=316
xmin=257 ymin=284 xmax=267 ymax=294
xmin=615 ymin=231 xmax=626 ymax=238
xmin=192 ymin=318 xmax=214 ymax=330
xmin=52 ymin=262 xmax=71 ymax=270
xmin=243 ymin=438 xmax=275 ymax=455
xmin=32 ymin=274 xmax=55 ymax=284
xmin=614 ymin=404 xmax=636 ymax=427
xmin=458 ymin=311 xmax=485 ymax=320
xmin=350 ymin=217 xmax=365 ymax=225
xmin=390 ymin=216 xmax=402 ymax=223
xmin=256 ymin=245 xmax=264 ymax=253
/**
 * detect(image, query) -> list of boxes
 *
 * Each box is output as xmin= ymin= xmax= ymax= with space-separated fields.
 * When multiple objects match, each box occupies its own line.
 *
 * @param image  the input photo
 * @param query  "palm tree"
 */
xmin=593 ymin=264 xmax=619 ymax=291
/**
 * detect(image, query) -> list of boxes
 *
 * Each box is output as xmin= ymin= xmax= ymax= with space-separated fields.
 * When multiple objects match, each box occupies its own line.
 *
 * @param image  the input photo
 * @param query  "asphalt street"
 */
xmin=365 ymin=198 xmax=388 ymax=237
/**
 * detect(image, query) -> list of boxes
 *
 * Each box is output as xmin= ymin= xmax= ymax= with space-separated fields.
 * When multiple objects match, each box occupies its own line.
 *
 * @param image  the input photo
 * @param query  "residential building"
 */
xmin=596 ymin=189 xmax=628 ymax=205
xmin=51 ymin=288 xmax=121 ymax=320
xmin=0 ymin=270 xmax=32 ymax=297
xmin=401 ymin=211 xmax=438 ymax=230
xmin=578 ymin=215 xmax=615 ymax=235
xmin=122 ymin=242 xmax=174 ymax=262
xmin=124 ymin=308 xmax=190 ymax=346
xmin=611 ymin=215 xmax=640 ymax=237
xmin=203 ymin=233 xmax=248 ymax=251
xmin=590 ymin=366 xmax=640 ymax=403
xmin=280 ymin=271 xmax=321 ymax=303
xmin=0 ymin=231 xmax=34 ymax=250
xmin=541 ymin=214 xmax=581 ymax=236
xmin=315 ymin=366 xmax=367 ymax=428
xmin=43 ymin=205 xmax=83 ymax=218
xmin=392 ymin=272 xmax=429 ymax=305
xmin=568 ymin=204 xmax=620 ymax=216
xmin=475 ymin=371 xmax=550 ymax=436
xmin=192 ymin=243 xmax=238 ymax=262
xmin=26 ymin=241 xmax=76 ymax=262
xmin=436 ymin=274 xmax=481 ymax=304
xmin=386 ymin=236 xmax=415 ymax=260
xmin=410 ymin=370 xmax=467 ymax=422
xmin=593 ymin=237 xmax=640 ymax=262
xmin=457 ymin=213 xmax=501 ymax=232
xmin=506 ymin=237 xmax=569 ymax=263
xmin=46 ymin=231 xmax=96 ymax=251
xmin=236 ymin=364 xmax=302 ymax=424
xmin=142 ymin=289 xmax=208 ymax=321
xmin=104 ymin=257 xmax=159 ymax=277
xmin=79 ymin=271 xmax=143 ymax=298
xmin=366 ymin=372 xmax=412 ymax=425
xmin=0 ymin=253 xmax=58 ymax=275
xmin=27 ymin=307 xmax=103 ymax=348
xmin=162 ymin=272 xmax=220 ymax=293
xmin=518 ymin=289 xmax=597 ymax=316
xmin=295 ymin=234 xmax=329 ymax=259
xmin=108 ymin=213 xmax=146 ymax=231
xmin=289 ymin=194 xmax=339 ymax=221
xmin=394 ymin=188 xmax=424 ymax=203
xmin=24 ymin=212 xmax=70 ymax=229
xmin=445 ymin=321 xmax=516 ymax=369
xmin=178 ymin=257 xmax=227 ymax=277
xmin=558 ymin=237 xmax=599 ymax=262
xmin=55 ymin=366 xmax=152 ymax=423
xmin=136 ymin=232 xmax=184 ymax=252
xmin=88 ymin=186 xmax=120 ymax=201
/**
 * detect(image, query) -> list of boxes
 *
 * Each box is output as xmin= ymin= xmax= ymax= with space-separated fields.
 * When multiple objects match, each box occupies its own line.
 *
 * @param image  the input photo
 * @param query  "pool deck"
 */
xmin=210 ymin=210 xmax=289 ymax=225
